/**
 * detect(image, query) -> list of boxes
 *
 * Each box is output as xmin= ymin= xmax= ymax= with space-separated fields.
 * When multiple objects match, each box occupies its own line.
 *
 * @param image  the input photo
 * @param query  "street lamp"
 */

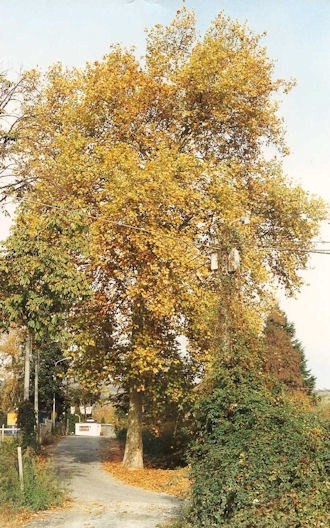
xmin=52 ymin=357 xmax=71 ymax=432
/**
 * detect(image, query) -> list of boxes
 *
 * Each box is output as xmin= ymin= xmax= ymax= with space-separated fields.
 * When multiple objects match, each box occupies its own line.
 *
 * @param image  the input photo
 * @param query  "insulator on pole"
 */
xmin=210 ymin=252 xmax=219 ymax=271
xmin=227 ymin=248 xmax=240 ymax=273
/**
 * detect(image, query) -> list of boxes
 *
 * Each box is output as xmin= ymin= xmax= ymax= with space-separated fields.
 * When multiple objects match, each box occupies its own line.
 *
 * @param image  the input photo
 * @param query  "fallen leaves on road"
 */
xmin=103 ymin=461 xmax=190 ymax=498
xmin=0 ymin=507 xmax=33 ymax=528
xmin=101 ymin=438 xmax=190 ymax=498
xmin=0 ymin=501 xmax=73 ymax=528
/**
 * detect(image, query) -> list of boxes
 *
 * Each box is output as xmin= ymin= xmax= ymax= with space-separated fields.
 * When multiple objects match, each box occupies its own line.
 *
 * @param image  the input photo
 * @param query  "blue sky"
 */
xmin=1 ymin=0 xmax=329 ymax=387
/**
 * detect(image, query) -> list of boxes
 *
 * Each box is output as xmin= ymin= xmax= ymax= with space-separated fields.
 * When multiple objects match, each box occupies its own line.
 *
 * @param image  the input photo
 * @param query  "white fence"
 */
xmin=0 ymin=424 xmax=20 ymax=442
xmin=1 ymin=420 xmax=52 ymax=444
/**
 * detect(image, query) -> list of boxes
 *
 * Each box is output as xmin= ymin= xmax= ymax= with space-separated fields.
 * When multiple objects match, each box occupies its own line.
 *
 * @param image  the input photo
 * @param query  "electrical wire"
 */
xmin=1 ymin=195 xmax=330 ymax=256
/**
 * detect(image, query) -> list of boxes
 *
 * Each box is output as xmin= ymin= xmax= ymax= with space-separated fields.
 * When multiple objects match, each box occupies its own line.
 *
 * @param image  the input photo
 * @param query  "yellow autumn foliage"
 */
xmin=8 ymin=7 xmax=325 ymax=467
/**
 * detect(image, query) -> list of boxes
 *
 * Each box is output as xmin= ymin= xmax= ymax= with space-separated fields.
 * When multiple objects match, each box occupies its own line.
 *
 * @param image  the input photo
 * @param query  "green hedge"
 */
xmin=185 ymin=367 xmax=330 ymax=527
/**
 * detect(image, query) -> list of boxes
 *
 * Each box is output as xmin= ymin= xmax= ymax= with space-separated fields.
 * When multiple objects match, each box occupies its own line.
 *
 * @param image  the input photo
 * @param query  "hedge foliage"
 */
xmin=185 ymin=366 xmax=329 ymax=528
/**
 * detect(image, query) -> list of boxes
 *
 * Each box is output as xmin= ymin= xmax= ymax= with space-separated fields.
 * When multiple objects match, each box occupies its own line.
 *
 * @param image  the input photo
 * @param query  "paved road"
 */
xmin=25 ymin=436 xmax=182 ymax=528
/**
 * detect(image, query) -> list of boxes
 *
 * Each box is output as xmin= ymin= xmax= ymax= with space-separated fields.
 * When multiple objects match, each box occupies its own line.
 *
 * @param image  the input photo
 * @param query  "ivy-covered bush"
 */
xmin=185 ymin=366 xmax=330 ymax=528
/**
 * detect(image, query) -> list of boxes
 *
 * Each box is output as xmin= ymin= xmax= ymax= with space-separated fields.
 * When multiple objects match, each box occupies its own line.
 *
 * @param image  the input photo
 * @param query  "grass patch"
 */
xmin=0 ymin=441 xmax=64 ymax=512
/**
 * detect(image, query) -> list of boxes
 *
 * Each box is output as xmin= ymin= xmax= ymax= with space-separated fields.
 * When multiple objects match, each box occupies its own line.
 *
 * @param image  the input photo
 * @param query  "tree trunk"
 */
xmin=122 ymin=385 xmax=144 ymax=469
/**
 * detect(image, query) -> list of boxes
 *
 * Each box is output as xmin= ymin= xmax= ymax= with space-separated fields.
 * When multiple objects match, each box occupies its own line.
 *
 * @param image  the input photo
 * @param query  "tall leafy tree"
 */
xmin=6 ymin=7 xmax=325 ymax=467
xmin=0 ymin=208 xmax=90 ymax=414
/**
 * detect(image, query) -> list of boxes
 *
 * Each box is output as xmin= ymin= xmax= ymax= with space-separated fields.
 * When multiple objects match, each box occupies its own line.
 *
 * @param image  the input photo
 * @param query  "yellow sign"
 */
xmin=7 ymin=412 xmax=17 ymax=426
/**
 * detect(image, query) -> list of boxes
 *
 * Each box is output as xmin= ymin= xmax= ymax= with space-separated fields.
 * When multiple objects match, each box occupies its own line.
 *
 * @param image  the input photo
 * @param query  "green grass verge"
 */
xmin=0 ymin=440 xmax=64 ymax=512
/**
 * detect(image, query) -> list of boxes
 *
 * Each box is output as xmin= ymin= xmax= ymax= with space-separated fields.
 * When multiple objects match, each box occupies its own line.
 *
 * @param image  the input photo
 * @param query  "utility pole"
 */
xmin=23 ymin=331 xmax=32 ymax=401
xmin=34 ymin=350 xmax=39 ymax=431
xmin=209 ymin=216 xmax=250 ymax=355
xmin=52 ymin=356 xmax=71 ymax=432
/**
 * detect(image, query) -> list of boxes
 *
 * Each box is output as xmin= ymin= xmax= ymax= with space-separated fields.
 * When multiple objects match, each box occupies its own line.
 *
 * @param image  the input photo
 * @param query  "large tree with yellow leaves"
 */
xmin=5 ymin=7 xmax=324 ymax=467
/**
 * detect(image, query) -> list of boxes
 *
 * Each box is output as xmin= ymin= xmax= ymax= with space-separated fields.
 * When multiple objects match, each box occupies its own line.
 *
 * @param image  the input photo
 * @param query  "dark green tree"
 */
xmin=263 ymin=306 xmax=316 ymax=394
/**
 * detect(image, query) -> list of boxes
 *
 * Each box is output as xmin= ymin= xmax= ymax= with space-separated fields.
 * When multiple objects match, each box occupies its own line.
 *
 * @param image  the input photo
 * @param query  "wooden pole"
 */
xmin=24 ymin=332 xmax=32 ymax=401
xmin=1 ymin=423 xmax=4 ymax=443
xmin=17 ymin=446 xmax=24 ymax=492
xmin=34 ymin=350 xmax=39 ymax=443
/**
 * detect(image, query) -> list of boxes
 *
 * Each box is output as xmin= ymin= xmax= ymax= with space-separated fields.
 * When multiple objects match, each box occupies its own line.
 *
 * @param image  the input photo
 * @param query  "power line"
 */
xmin=1 ymin=197 xmax=189 ymax=241
xmin=2 ymin=195 xmax=330 ymax=256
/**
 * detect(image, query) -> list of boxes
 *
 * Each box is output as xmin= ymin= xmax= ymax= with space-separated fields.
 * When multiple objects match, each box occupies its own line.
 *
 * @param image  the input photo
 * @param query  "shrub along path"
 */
xmin=24 ymin=436 xmax=182 ymax=528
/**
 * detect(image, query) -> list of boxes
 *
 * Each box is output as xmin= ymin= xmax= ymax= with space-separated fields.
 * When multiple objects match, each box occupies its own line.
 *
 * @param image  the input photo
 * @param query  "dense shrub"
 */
xmin=185 ymin=367 xmax=330 ymax=528
xmin=0 ymin=441 xmax=63 ymax=511
xmin=17 ymin=400 xmax=37 ymax=449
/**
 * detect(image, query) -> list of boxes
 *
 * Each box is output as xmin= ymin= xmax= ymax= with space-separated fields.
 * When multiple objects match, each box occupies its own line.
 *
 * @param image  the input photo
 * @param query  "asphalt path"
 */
xmin=24 ymin=436 xmax=182 ymax=528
